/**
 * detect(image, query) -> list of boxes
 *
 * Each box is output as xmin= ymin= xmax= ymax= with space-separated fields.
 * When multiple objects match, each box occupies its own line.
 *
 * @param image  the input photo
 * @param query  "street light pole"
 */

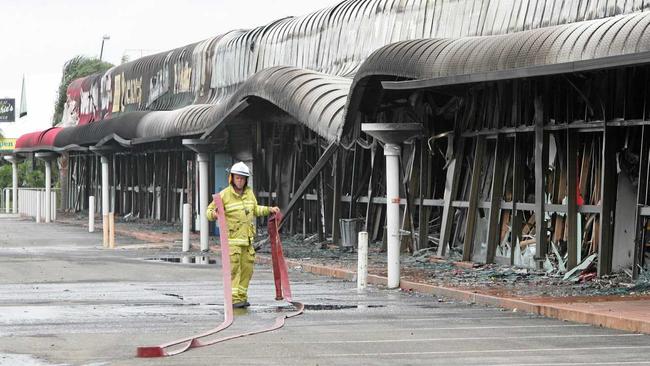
xmin=99 ymin=35 xmax=110 ymax=61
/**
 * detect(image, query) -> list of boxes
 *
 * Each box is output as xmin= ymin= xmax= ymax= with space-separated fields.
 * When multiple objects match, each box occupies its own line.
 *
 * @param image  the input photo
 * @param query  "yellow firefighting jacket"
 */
xmin=206 ymin=185 xmax=270 ymax=247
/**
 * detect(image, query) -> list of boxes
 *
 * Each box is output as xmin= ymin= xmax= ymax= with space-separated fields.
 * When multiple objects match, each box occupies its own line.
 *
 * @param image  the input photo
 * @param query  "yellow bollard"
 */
xmin=109 ymin=212 xmax=116 ymax=249
xmin=103 ymin=214 xmax=109 ymax=247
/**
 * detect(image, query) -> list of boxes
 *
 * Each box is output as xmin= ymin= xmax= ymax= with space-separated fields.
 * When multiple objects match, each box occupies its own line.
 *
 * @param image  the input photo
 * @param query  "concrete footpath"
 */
xmin=56 ymin=215 xmax=650 ymax=336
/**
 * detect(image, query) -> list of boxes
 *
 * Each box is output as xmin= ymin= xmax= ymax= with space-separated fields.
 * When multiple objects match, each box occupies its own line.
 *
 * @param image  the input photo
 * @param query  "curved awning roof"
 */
xmin=52 ymin=66 xmax=351 ymax=149
xmin=351 ymin=11 xmax=650 ymax=93
xmin=14 ymin=128 xmax=62 ymax=153
xmin=202 ymin=66 xmax=352 ymax=143
xmin=20 ymin=5 xmax=650 ymax=153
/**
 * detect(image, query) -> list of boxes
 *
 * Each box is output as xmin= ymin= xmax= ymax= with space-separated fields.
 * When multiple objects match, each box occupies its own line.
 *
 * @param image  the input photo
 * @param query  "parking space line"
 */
xmin=291 ymin=323 xmax=592 ymax=332
xmin=291 ymin=333 xmax=642 ymax=344
xmin=317 ymin=345 xmax=650 ymax=357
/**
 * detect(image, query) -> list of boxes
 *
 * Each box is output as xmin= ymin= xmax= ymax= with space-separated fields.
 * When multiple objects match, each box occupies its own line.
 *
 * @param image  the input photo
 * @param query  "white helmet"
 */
xmin=230 ymin=162 xmax=250 ymax=177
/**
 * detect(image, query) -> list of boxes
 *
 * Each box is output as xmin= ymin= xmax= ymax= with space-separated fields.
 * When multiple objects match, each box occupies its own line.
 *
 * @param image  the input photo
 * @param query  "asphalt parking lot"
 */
xmin=1 ymin=217 xmax=649 ymax=366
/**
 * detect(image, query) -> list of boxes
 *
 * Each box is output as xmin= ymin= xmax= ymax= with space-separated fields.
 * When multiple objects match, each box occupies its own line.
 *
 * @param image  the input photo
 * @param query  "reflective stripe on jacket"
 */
xmin=206 ymin=185 xmax=270 ymax=247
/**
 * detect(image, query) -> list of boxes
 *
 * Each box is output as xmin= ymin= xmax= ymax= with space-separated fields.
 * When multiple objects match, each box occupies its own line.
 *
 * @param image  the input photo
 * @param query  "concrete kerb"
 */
xmin=47 ymin=218 xmax=650 ymax=336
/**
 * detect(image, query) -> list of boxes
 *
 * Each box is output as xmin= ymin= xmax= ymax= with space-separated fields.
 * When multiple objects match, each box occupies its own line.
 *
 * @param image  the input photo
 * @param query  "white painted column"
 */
xmin=197 ymin=153 xmax=209 ymax=252
xmin=5 ymin=189 xmax=9 ymax=213
xmin=101 ymin=157 xmax=109 ymax=215
xmin=182 ymin=203 xmax=191 ymax=252
xmin=155 ymin=189 xmax=161 ymax=220
xmin=88 ymin=196 xmax=95 ymax=232
xmin=384 ymin=143 xmax=401 ymax=289
xmin=11 ymin=161 xmax=18 ymax=214
xmin=36 ymin=191 xmax=41 ymax=223
xmin=101 ymin=156 xmax=110 ymax=247
xmin=357 ymin=231 xmax=368 ymax=292
xmin=44 ymin=160 xmax=52 ymax=223
xmin=179 ymin=191 xmax=184 ymax=220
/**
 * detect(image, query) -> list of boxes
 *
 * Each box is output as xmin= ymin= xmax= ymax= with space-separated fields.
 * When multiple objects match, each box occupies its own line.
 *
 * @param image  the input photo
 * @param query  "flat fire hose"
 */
xmin=136 ymin=194 xmax=303 ymax=358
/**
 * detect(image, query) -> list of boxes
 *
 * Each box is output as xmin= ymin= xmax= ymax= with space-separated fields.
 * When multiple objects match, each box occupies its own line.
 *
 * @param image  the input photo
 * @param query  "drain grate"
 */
xmin=303 ymin=304 xmax=385 ymax=311
xmin=145 ymin=256 xmax=217 ymax=265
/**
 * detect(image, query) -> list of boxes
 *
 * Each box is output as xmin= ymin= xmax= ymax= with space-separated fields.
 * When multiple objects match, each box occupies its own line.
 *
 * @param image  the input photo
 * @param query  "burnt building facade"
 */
xmin=8 ymin=0 xmax=650 ymax=278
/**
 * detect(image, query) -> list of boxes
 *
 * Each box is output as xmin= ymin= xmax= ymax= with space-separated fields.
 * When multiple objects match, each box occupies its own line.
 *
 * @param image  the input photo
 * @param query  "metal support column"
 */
xmin=198 ymin=153 xmax=210 ymax=252
xmin=35 ymin=152 xmax=57 ymax=223
xmin=3 ymin=156 xmax=22 ymax=214
xmin=102 ymin=156 xmax=110 ymax=220
xmin=11 ymin=161 xmax=17 ymax=214
xmin=360 ymin=123 xmax=423 ymax=289
xmin=385 ymin=143 xmax=401 ymax=289
xmin=45 ymin=160 xmax=51 ymax=223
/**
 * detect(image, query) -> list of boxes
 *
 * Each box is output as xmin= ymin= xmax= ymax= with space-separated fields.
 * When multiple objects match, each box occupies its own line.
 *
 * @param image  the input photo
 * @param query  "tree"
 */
xmin=52 ymin=56 xmax=113 ymax=125
xmin=0 ymin=160 xmax=51 ymax=190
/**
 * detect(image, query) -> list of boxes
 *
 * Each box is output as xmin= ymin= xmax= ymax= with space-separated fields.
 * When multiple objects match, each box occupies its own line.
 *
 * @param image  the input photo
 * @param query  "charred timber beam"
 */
xmin=418 ymin=139 xmax=431 ymax=250
xmin=598 ymin=125 xmax=617 ymax=276
xmin=486 ymin=134 xmax=506 ymax=263
xmin=280 ymin=141 xmax=339 ymax=228
xmin=438 ymin=136 xmax=465 ymax=257
xmin=510 ymin=133 xmax=525 ymax=265
xmin=462 ymin=136 xmax=486 ymax=262
xmin=364 ymin=144 xmax=378 ymax=232
xmin=567 ymin=129 xmax=579 ymax=270
xmin=634 ymin=126 xmax=650 ymax=279
xmin=534 ymin=96 xmax=549 ymax=263
xmin=331 ymin=151 xmax=341 ymax=244
xmin=458 ymin=120 xmax=650 ymax=139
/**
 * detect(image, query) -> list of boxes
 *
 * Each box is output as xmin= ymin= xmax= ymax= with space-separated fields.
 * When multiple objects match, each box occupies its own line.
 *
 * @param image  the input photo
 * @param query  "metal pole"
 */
xmin=12 ymin=161 xmax=18 ymax=214
xmin=357 ymin=231 xmax=368 ymax=292
xmin=102 ymin=156 xmax=110 ymax=247
xmin=183 ymin=203 xmax=191 ymax=252
xmin=197 ymin=153 xmax=209 ymax=252
xmin=45 ymin=160 xmax=51 ymax=223
xmin=89 ymin=196 xmax=95 ymax=232
xmin=384 ymin=143 xmax=401 ymax=289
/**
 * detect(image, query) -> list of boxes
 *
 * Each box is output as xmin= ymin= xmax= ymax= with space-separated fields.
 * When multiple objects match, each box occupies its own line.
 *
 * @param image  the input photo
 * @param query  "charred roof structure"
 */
xmin=8 ymin=0 xmax=650 ymax=278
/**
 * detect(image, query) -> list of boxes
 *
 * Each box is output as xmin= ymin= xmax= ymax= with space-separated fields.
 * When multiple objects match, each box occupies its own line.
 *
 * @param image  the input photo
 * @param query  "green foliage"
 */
xmin=0 ymin=160 xmax=57 ymax=189
xmin=52 ymin=56 xmax=114 ymax=125
xmin=0 ymin=164 xmax=10 ymax=189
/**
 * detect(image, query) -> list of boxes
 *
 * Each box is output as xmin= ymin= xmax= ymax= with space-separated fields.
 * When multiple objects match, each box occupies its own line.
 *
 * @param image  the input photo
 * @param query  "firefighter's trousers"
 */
xmin=229 ymin=245 xmax=255 ymax=303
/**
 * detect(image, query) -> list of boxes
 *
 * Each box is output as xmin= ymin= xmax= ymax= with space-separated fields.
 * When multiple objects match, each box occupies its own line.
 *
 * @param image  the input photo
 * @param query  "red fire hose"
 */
xmin=136 ymin=194 xmax=303 ymax=357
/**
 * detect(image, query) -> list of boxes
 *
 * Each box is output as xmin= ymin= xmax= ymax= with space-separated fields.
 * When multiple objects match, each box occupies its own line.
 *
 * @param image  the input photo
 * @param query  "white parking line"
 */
xmin=488 ymin=362 xmax=650 ymax=366
xmin=294 ymin=315 xmax=544 ymax=325
xmin=294 ymin=333 xmax=642 ymax=344
xmin=317 ymin=345 xmax=650 ymax=357
xmin=296 ymin=323 xmax=591 ymax=333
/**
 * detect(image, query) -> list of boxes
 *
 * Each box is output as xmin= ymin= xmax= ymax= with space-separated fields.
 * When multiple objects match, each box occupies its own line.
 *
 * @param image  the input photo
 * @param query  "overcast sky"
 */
xmin=0 ymin=0 xmax=341 ymax=138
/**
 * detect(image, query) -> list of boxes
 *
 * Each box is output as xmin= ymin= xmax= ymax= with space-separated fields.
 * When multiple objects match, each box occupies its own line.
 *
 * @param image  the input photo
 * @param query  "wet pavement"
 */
xmin=1 ymin=217 xmax=650 ymax=365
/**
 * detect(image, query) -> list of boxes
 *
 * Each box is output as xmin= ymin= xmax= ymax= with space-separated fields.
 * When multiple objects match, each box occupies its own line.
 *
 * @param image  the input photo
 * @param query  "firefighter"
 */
xmin=206 ymin=162 xmax=280 ymax=308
